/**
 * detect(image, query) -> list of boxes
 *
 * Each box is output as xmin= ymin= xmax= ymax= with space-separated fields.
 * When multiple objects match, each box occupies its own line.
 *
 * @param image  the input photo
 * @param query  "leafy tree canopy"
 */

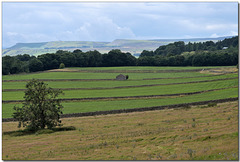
xmin=13 ymin=79 xmax=64 ymax=131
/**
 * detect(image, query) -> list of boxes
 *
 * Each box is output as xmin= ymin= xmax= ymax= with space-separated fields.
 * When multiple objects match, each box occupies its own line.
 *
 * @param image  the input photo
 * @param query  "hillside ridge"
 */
xmin=3 ymin=36 xmax=234 ymax=56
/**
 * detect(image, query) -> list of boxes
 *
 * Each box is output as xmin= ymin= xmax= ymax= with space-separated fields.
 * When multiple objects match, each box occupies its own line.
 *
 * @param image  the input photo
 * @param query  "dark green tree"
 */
xmin=86 ymin=50 xmax=102 ymax=67
xmin=2 ymin=56 xmax=26 ymax=75
xmin=29 ymin=58 xmax=43 ymax=72
xmin=13 ymin=79 xmax=64 ymax=131
xmin=140 ymin=50 xmax=154 ymax=57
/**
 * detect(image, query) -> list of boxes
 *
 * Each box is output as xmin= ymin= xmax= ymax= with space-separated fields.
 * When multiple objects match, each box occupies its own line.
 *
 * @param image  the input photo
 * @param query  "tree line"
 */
xmin=2 ymin=36 xmax=238 ymax=75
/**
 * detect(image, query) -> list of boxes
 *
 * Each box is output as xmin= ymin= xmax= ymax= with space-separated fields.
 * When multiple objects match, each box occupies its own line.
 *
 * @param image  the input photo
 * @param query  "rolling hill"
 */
xmin=2 ymin=36 xmax=232 ymax=56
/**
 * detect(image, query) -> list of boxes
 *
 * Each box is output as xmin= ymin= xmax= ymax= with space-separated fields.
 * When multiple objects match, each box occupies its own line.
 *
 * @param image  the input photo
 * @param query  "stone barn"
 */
xmin=116 ymin=74 xmax=127 ymax=80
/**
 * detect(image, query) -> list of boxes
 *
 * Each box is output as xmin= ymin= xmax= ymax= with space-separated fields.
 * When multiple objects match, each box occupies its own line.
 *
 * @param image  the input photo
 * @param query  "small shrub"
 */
xmin=126 ymin=75 xmax=129 ymax=80
xmin=183 ymin=105 xmax=191 ymax=110
xmin=59 ymin=63 xmax=65 ymax=69
xmin=208 ymin=102 xmax=217 ymax=107
xmin=137 ymin=123 xmax=144 ymax=126
xmin=192 ymin=118 xmax=196 ymax=122
xmin=52 ymin=126 xmax=76 ymax=131
xmin=202 ymin=135 xmax=211 ymax=141
xmin=150 ymin=137 xmax=157 ymax=140
xmin=36 ymin=129 xmax=54 ymax=135
xmin=103 ymin=141 xmax=108 ymax=147
xmin=135 ymin=138 xmax=144 ymax=142
xmin=203 ymin=128 xmax=208 ymax=132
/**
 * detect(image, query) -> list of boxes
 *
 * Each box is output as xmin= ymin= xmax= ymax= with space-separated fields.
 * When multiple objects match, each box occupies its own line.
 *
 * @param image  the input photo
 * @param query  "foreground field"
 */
xmin=2 ymin=101 xmax=238 ymax=160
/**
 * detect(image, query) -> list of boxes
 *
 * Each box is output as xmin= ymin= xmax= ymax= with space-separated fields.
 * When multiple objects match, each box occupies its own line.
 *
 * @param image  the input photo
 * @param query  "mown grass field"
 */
xmin=2 ymin=71 xmax=212 ymax=80
xmin=3 ymin=87 xmax=237 ymax=118
xmin=2 ymin=66 xmax=238 ymax=118
xmin=2 ymin=79 xmax=237 ymax=101
xmin=2 ymin=101 xmax=238 ymax=160
xmin=2 ymin=73 xmax=237 ymax=89
xmin=2 ymin=66 xmax=238 ymax=160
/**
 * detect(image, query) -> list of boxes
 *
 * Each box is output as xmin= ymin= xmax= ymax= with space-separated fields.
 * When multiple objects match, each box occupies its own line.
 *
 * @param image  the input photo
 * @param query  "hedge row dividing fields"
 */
xmin=2 ymin=66 xmax=238 ymax=119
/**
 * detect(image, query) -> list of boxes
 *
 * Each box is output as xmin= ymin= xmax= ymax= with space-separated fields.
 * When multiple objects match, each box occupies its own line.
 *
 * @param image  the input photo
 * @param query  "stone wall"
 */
xmin=2 ymin=97 xmax=238 ymax=122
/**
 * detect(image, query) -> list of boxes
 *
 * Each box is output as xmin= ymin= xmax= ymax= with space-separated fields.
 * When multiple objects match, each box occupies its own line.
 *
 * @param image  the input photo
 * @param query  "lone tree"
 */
xmin=13 ymin=79 xmax=64 ymax=131
xmin=59 ymin=63 xmax=65 ymax=69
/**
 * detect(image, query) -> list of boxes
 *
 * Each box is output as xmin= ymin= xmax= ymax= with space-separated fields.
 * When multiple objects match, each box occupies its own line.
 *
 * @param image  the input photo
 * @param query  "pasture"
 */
xmin=2 ymin=101 xmax=238 ymax=160
xmin=2 ymin=66 xmax=238 ymax=118
xmin=2 ymin=66 xmax=238 ymax=160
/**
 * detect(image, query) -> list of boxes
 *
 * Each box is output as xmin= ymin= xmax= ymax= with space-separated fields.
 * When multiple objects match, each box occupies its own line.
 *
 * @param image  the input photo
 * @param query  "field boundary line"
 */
xmin=48 ymin=68 xmax=236 ymax=73
xmin=2 ymin=97 xmax=238 ymax=122
xmin=50 ymin=69 xmax=206 ymax=73
xmin=2 ymin=86 xmax=237 ymax=103
xmin=2 ymin=77 xmax=237 ymax=92
xmin=2 ymin=79 xmax=115 ymax=82
xmin=143 ymin=74 xmax=228 ymax=80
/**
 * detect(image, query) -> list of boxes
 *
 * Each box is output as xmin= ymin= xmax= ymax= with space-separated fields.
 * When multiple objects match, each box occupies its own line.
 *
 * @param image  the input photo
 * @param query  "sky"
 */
xmin=2 ymin=2 xmax=238 ymax=48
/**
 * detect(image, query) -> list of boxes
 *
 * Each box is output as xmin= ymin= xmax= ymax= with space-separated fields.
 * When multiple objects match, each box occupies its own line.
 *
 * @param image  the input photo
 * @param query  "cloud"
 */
xmin=210 ymin=33 xmax=220 ymax=38
xmin=56 ymin=17 xmax=136 ymax=41
xmin=230 ymin=31 xmax=238 ymax=36
xmin=3 ymin=31 xmax=56 ymax=48
xmin=2 ymin=2 xmax=238 ymax=48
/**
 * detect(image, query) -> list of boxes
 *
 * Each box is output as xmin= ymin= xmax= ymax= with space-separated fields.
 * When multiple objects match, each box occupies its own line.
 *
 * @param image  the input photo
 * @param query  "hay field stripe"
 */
xmin=2 ymin=86 xmax=237 ymax=103
xmin=2 ymin=87 xmax=237 ymax=119
xmin=3 ymin=73 xmax=236 ymax=82
xmin=2 ymin=77 xmax=237 ymax=92
xmin=2 ymin=78 xmax=237 ymax=101
xmin=3 ymin=97 xmax=238 ymax=122
xmin=2 ymin=71 xmax=213 ymax=81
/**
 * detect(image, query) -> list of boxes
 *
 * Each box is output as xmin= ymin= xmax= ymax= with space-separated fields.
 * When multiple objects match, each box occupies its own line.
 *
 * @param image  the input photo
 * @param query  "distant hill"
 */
xmin=2 ymin=36 xmax=233 ymax=56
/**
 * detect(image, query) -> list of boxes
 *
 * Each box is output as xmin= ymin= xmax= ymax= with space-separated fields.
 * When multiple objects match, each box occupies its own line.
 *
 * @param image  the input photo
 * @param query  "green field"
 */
xmin=69 ymin=66 xmax=234 ymax=71
xmin=2 ymin=78 xmax=237 ymax=101
xmin=2 ymin=73 xmax=237 ymax=90
xmin=3 ymin=87 xmax=237 ymax=118
xmin=2 ymin=71 xmax=213 ymax=80
xmin=2 ymin=66 xmax=238 ymax=119
xmin=2 ymin=66 xmax=238 ymax=160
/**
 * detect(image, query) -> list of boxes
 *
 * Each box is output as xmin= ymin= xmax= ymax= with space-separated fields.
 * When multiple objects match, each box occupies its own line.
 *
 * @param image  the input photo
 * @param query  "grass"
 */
xmin=68 ymin=66 xmax=234 ymax=71
xmin=3 ymin=126 xmax=76 ymax=137
xmin=2 ymin=66 xmax=238 ymax=119
xmin=2 ymin=71 xmax=213 ymax=81
xmin=2 ymin=78 xmax=238 ymax=101
xmin=2 ymin=73 xmax=237 ymax=90
xmin=2 ymin=101 xmax=238 ymax=160
xmin=2 ymin=87 xmax=237 ymax=118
